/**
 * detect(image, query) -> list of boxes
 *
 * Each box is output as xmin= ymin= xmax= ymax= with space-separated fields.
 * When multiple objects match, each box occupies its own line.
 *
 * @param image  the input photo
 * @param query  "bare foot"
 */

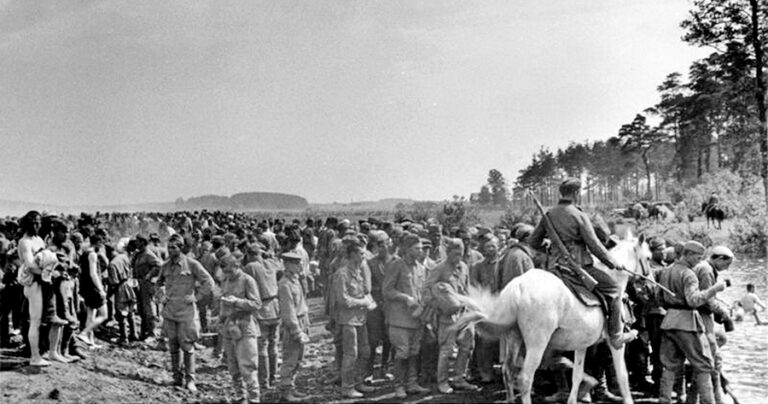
xmin=49 ymin=353 xmax=72 ymax=363
xmin=29 ymin=357 xmax=51 ymax=367
xmin=62 ymin=354 xmax=80 ymax=362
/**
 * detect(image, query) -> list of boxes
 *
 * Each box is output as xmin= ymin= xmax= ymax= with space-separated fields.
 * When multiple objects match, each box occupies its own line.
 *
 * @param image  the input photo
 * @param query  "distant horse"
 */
xmin=701 ymin=202 xmax=725 ymax=229
xmin=452 ymin=234 xmax=650 ymax=404
xmin=649 ymin=204 xmax=675 ymax=222
xmin=629 ymin=203 xmax=649 ymax=222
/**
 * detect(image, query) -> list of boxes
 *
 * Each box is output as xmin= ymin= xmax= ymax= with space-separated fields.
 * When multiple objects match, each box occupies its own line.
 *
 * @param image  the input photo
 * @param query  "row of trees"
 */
xmin=512 ymin=0 xmax=767 ymax=211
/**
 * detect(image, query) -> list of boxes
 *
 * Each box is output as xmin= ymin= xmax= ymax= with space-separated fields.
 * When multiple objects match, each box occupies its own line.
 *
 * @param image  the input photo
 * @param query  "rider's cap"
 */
xmin=281 ymin=252 xmax=303 ymax=262
xmin=559 ymin=178 xmax=581 ymax=196
xmin=648 ymin=237 xmax=666 ymax=250
xmin=683 ymin=240 xmax=705 ymax=254
xmin=710 ymin=245 xmax=734 ymax=259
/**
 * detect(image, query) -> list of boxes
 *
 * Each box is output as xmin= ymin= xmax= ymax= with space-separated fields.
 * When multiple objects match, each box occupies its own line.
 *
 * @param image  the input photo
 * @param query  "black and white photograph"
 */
xmin=0 ymin=1 xmax=766 ymax=403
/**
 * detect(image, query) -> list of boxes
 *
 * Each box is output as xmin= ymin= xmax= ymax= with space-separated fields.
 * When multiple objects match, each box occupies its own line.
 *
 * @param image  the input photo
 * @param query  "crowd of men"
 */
xmin=0 ymin=183 xmax=752 ymax=404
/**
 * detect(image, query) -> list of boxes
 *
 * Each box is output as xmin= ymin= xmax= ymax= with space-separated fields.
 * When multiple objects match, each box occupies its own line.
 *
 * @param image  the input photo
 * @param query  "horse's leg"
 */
xmin=608 ymin=344 xmax=634 ymax=404
xmin=503 ymin=326 xmax=524 ymax=403
xmin=567 ymin=348 xmax=587 ymax=404
xmin=516 ymin=334 xmax=548 ymax=404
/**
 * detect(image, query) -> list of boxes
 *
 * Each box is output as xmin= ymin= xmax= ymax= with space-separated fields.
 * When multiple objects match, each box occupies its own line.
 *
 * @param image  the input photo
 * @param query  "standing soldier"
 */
xmin=334 ymin=238 xmax=378 ymax=398
xmin=470 ymin=236 xmax=501 ymax=383
xmin=692 ymin=245 xmax=735 ymax=404
xmin=155 ymin=234 xmax=214 ymax=392
xmin=366 ymin=230 xmax=394 ymax=381
xmin=278 ymin=252 xmax=310 ymax=402
xmin=529 ymin=178 xmax=637 ymax=350
xmin=244 ymin=243 xmax=281 ymax=390
xmin=219 ymin=254 xmax=262 ymax=404
xmin=425 ymin=238 xmax=480 ymax=393
xmin=382 ymin=233 xmax=430 ymax=399
xmin=498 ymin=224 xmax=535 ymax=290
xmin=656 ymin=241 xmax=727 ymax=404
xmin=644 ymin=237 xmax=668 ymax=391
xmin=133 ymin=235 xmax=162 ymax=341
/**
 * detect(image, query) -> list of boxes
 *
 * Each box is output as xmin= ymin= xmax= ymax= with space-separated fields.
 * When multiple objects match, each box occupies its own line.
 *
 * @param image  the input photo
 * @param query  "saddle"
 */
xmin=547 ymin=266 xmax=608 ymax=315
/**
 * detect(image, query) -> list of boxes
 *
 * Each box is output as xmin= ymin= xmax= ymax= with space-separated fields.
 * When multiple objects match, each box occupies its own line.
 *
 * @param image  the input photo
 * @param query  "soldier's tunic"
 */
xmin=657 ymin=261 xmax=720 ymax=404
xmin=694 ymin=259 xmax=731 ymax=401
xmin=278 ymin=271 xmax=309 ymax=389
xmin=424 ymin=260 xmax=475 ymax=385
xmin=498 ymin=242 xmax=534 ymax=290
xmin=334 ymin=263 xmax=372 ymax=389
xmin=133 ymin=249 xmax=162 ymax=338
xmin=366 ymin=253 xmax=395 ymax=372
xmin=382 ymin=257 xmax=425 ymax=360
xmin=220 ymin=268 xmax=262 ymax=401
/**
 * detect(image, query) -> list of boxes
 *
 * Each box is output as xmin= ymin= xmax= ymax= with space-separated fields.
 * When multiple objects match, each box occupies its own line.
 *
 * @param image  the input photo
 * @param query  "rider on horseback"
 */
xmin=529 ymin=178 xmax=638 ymax=350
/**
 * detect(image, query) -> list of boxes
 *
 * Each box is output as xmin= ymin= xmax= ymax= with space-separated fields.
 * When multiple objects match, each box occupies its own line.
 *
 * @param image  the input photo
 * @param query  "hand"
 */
xmin=184 ymin=295 xmax=197 ymax=304
xmin=98 ymin=289 xmax=107 ymax=299
xmin=406 ymin=297 xmax=418 ymax=307
xmin=714 ymin=281 xmax=727 ymax=292
xmin=367 ymin=299 xmax=378 ymax=311
xmin=296 ymin=332 xmax=310 ymax=344
xmin=221 ymin=295 xmax=236 ymax=305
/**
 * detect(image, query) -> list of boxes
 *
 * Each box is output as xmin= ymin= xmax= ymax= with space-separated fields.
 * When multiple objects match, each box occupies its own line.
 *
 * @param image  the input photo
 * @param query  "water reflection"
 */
xmin=717 ymin=257 xmax=767 ymax=404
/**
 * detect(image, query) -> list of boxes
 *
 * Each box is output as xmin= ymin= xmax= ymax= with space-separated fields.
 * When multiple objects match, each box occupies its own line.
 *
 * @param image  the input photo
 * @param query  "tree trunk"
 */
xmin=749 ymin=0 xmax=768 ymax=216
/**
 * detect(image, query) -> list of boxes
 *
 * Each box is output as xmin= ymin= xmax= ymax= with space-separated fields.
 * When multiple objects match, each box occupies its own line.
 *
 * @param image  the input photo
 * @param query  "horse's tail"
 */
xmin=453 ymin=283 xmax=519 ymax=341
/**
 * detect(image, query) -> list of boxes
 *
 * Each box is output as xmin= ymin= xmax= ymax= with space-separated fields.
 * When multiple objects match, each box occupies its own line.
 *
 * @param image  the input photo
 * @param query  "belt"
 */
xmin=261 ymin=295 xmax=278 ymax=302
xmin=664 ymin=304 xmax=694 ymax=310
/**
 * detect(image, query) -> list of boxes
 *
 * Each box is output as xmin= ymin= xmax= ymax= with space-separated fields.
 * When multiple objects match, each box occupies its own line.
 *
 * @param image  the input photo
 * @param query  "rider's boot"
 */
xmin=607 ymin=296 xmax=638 ymax=350
xmin=658 ymin=369 xmax=676 ymax=404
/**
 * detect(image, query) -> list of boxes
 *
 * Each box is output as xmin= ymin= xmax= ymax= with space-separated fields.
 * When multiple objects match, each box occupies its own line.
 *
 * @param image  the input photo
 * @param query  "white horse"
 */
xmin=453 ymin=234 xmax=650 ymax=404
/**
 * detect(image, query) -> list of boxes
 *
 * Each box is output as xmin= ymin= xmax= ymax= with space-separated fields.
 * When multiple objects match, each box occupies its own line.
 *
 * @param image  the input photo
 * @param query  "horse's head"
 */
xmin=610 ymin=231 xmax=652 ymax=279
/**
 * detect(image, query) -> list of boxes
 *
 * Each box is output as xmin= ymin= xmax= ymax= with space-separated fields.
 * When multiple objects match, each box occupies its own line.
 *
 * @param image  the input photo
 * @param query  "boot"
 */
xmin=544 ymin=369 xmax=570 ymax=403
xmin=170 ymin=351 xmax=183 ymax=386
xmin=258 ymin=356 xmax=271 ymax=389
xmin=406 ymin=356 xmax=430 ymax=394
xmin=694 ymin=372 xmax=715 ymax=404
xmin=607 ymin=296 xmax=638 ymax=350
xmin=658 ymin=369 xmax=676 ymax=404
xmin=127 ymin=315 xmax=138 ymax=342
xmin=394 ymin=359 xmax=408 ymax=398
xmin=452 ymin=349 xmax=479 ymax=391
xmin=183 ymin=351 xmax=197 ymax=392
xmin=268 ymin=354 xmax=278 ymax=386
xmin=117 ymin=316 xmax=128 ymax=344
xmin=592 ymin=372 xmax=623 ymax=403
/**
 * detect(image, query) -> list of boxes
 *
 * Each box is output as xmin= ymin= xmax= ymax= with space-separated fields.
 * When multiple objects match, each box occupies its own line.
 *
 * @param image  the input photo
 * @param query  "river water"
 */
xmin=716 ymin=257 xmax=768 ymax=404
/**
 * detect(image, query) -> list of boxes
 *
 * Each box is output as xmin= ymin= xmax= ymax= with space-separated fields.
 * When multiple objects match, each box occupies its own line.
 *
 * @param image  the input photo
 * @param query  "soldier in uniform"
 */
xmin=365 ymin=230 xmax=395 ymax=381
xmin=219 ymin=253 xmax=262 ymax=403
xmin=333 ymin=237 xmax=378 ymax=398
xmin=243 ymin=243 xmax=281 ymax=390
xmin=656 ymin=241 xmax=727 ymax=404
xmin=424 ymin=238 xmax=480 ymax=394
xmin=691 ymin=245 xmax=735 ymax=404
xmin=133 ymin=235 xmax=162 ymax=340
xmin=155 ymin=234 xmax=214 ymax=392
xmin=498 ymin=224 xmax=535 ymax=290
xmin=469 ymin=236 xmax=501 ymax=383
xmin=382 ymin=233 xmax=430 ymax=398
xmin=278 ymin=252 xmax=310 ymax=402
xmin=528 ymin=178 xmax=638 ymax=350
xmin=644 ymin=237 xmax=668 ymax=391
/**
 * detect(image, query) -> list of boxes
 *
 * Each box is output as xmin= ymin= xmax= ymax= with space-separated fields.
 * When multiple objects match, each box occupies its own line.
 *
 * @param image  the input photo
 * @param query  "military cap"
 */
xmin=475 ymin=226 xmax=493 ymax=239
xmin=710 ymin=245 xmax=734 ymax=259
xmin=514 ymin=224 xmax=534 ymax=241
xmin=401 ymin=233 xmax=421 ymax=249
xmin=648 ymin=237 xmax=666 ymax=250
xmin=445 ymin=237 xmax=464 ymax=252
xmin=281 ymin=251 xmax=303 ymax=262
xmin=368 ymin=230 xmax=389 ymax=244
xmin=683 ymin=240 xmax=705 ymax=254
xmin=149 ymin=232 xmax=160 ymax=241
xmin=559 ymin=177 xmax=582 ymax=196
xmin=420 ymin=238 xmax=433 ymax=248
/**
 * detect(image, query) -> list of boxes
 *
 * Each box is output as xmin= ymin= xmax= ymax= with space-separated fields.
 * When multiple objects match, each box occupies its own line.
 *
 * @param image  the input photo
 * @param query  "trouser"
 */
xmin=341 ymin=324 xmax=370 ymax=389
xmin=0 ymin=284 xmax=24 ymax=347
xmin=437 ymin=322 xmax=475 ymax=385
xmin=388 ymin=325 xmax=422 ymax=388
xmin=333 ymin=321 xmax=343 ymax=373
xmin=687 ymin=326 xmax=724 ymax=404
xmin=658 ymin=329 xmax=714 ymax=404
xmin=419 ymin=326 xmax=439 ymax=384
xmin=116 ymin=309 xmax=137 ymax=341
xmin=584 ymin=264 xmax=622 ymax=338
xmin=366 ymin=307 xmax=390 ymax=375
xmin=137 ymin=281 xmax=156 ymax=338
xmin=224 ymin=334 xmax=260 ymax=401
xmin=257 ymin=319 xmax=280 ymax=386
xmin=646 ymin=313 xmax=665 ymax=386
xmin=164 ymin=317 xmax=200 ymax=383
xmin=279 ymin=314 xmax=308 ymax=390
xmin=475 ymin=334 xmax=498 ymax=379
xmin=197 ymin=300 xmax=210 ymax=334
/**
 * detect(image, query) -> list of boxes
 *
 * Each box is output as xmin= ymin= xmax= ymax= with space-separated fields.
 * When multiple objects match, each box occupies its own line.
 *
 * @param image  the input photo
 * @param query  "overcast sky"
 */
xmin=0 ymin=0 xmax=709 ymax=206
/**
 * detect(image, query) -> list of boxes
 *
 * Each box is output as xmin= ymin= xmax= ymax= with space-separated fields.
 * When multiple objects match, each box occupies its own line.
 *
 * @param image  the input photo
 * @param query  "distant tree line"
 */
xmin=511 ymin=0 xmax=767 ymax=211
